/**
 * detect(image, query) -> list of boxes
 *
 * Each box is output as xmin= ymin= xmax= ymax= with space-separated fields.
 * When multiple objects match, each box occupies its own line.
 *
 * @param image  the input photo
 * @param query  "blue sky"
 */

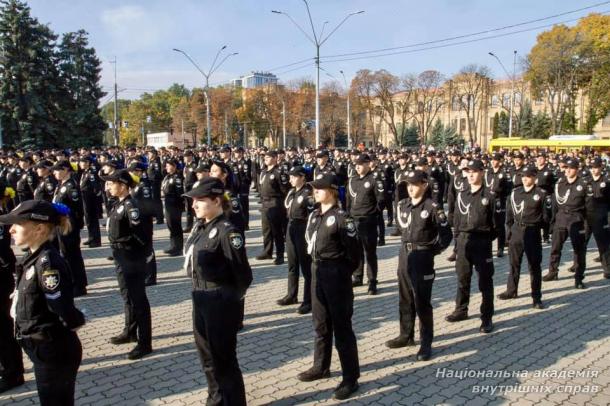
xmin=26 ymin=0 xmax=609 ymax=100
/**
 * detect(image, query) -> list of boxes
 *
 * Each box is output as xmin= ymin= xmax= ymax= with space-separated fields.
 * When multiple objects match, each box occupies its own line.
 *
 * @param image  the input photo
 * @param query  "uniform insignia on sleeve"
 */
xmin=420 ymin=210 xmax=429 ymax=219
xmin=42 ymin=270 xmax=60 ymax=291
xmin=26 ymin=266 xmax=35 ymax=280
xmin=364 ymin=181 xmax=370 ymax=188
xmin=326 ymin=216 xmax=336 ymax=226
xmin=129 ymin=208 xmax=140 ymax=220
xmin=297 ymin=195 xmax=304 ymax=204
xmin=481 ymin=197 xmax=489 ymax=206
xmin=345 ymin=219 xmax=356 ymax=236
xmin=229 ymin=232 xmax=243 ymax=249
xmin=438 ymin=211 xmax=448 ymax=225
xmin=533 ymin=194 xmax=540 ymax=201
xmin=209 ymin=227 xmax=218 ymax=238
xmin=89 ymin=174 xmax=95 ymax=181
xmin=231 ymin=199 xmax=239 ymax=208
xmin=71 ymin=189 xmax=79 ymax=199
xmin=270 ymin=174 xmax=275 ymax=180
xmin=601 ymin=182 xmax=606 ymax=188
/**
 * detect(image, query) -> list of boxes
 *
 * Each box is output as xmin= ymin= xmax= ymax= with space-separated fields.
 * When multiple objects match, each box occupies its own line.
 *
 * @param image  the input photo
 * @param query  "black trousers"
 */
xmin=239 ymin=191 xmax=250 ymax=228
xmin=0 ymin=286 xmax=23 ymax=381
xmin=507 ymin=225 xmax=542 ymax=302
xmin=184 ymin=197 xmax=195 ymax=231
xmin=193 ymin=287 xmax=246 ymax=406
xmin=152 ymin=183 xmax=164 ymax=223
xmin=83 ymin=196 xmax=101 ymax=244
xmin=397 ymin=247 xmax=435 ymax=348
xmin=583 ymin=210 xmax=610 ymax=276
xmin=353 ymin=216 xmax=378 ymax=285
xmin=381 ymin=192 xmax=393 ymax=224
xmin=376 ymin=211 xmax=385 ymax=243
xmin=58 ymin=221 xmax=87 ymax=295
xmin=312 ymin=260 xmax=360 ymax=383
xmin=454 ymin=234 xmax=495 ymax=321
xmin=164 ymin=200 xmax=184 ymax=252
xmin=21 ymin=331 xmax=82 ymax=406
xmin=285 ymin=220 xmax=312 ymax=305
xmin=114 ymin=251 xmax=152 ymax=347
xmin=494 ymin=208 xmax=506 ymax=251
xmin=549 ymin=220 xmax=586 ymax=282
xmin=143 ymin=217 xmax=157 ymax=284
xmin=261 ymin=205 xmax=286 ymax=257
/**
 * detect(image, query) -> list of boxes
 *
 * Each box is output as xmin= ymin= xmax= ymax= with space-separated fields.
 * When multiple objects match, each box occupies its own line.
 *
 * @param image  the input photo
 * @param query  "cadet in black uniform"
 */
xmin=33 ymin=160 xmax=57 ymax=201
xmin=257 ymin=151 xmax=290 ymax=264
xmin=299 ymin=173 xmax=362 ymax=401
xmin=210 ymin=161 xmax=246 ymax=235
xmin=161 ymin=158 xmax=184 ymax=256
xmin=103 ymin=169 xmax=153 ymax=360
xmin=386 ymin=170 xmax=451 ymax=361
xmin=485 ymin=153 xmax=510 ymax=257
xmin=128 ymin=162 xmax=158 ymax=286
xmin=147 ymin=149 xmax=165 ymax=224
xmin=582 ymin=158 xmax=610 ymax=279
xmin=535 ymin=153 xmax=556 ymax=243
xmin=78 ymin=156 xmax=102 ymax=248
xmin=277 ymin=166 xmax=315 ymax=314
xmin=16 ymin=155 xmax=38 ymax=203
xmin=499 ymin=166 xmax=549 ymax=308
xmin=183 ymin=177 xmax=252 ymax=406
xmin=1 ymin=200 xmax=85 ymax=406
xmin=543 ymin=158 xmax=591 ymax=289
xmin=234 ymin=147 xmax=252 ymax=230
xmin=51 ymin=160 xmax=88 ymax=297
xmin=0 ymin=181 xmax=24 ymax=394
xmin=446 ymin=159 xmax=496 ymax=334
xmin=183 ymin=150 xmax=198 ymax=233
xmin=347 ymin=153 xmax=384 ymax=294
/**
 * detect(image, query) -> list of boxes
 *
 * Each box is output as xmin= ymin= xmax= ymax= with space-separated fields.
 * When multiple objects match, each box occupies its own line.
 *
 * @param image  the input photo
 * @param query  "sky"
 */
xmin=25 ymin=0 xmax=610 ymax=101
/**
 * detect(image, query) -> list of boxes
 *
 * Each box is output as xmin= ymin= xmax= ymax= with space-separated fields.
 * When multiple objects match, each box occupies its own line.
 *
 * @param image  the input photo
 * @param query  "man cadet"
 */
xmin=446 ymin=159 xmax=496 ymax=334
xmin=386 ymin=170 xmax=451 ymax=361
xmin=543 ymin=157 xmax=592 ymax=289
xmin=347 ymin=153 xmax=385 ymax=294
xmin=161 ymin=158 xmax=184 ymax=256
xmin=582 ymin=157 xmax=610 ymax=279
xmin=498 ymin=166 xmax=549 ymax=309
xmin=485 ymin=152 xmax=510 ymax=257
xmin=78 ymin=156 xmax=102 ymax=248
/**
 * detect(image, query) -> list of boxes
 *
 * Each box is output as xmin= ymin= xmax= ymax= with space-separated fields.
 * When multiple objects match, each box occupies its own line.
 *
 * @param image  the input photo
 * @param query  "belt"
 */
xmin=404 ymin=243 xmax=433 ymax=251
xmin=514 ymin=222 xmax=538 ymax=227
xmin=194 ymin=280 xmax=221 ymax=291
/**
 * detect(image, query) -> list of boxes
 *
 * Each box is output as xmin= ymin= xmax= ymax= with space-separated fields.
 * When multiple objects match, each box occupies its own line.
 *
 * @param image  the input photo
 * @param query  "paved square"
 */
xmin=2 ymin=201 xmax=609 ymax=405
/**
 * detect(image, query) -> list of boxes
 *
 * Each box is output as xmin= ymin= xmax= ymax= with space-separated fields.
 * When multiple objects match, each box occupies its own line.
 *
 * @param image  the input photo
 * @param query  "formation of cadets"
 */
xmin=0 ymin=142 xmax=609 ymax=404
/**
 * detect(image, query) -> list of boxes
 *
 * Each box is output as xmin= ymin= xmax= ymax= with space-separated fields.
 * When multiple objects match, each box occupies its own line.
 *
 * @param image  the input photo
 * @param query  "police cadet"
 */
xmin=33 ymin=160 xmax=57 ymax=201
xmin=347 ymin=153 xmax=384 ymax=294
xmin=51 ymin=160 xmax=88 ymax=297
xmin=0 ymin=181 xmax=24 ymax=394
xmin=299 ymin=173 xmax=362 ymax=401
xmin=210 ymin=160 xmax=246 ymax=235
xmin=446 ymin=159 xmax=496 ymax=334
xmin=16 ymin=155 xmax=38 ymax=203
xmin=1 ymin=200 xmax=85 ymax=406
xmin=256 ymin=150 xmax=290 ymax=264
xmin=147 ymin=149 xmax=165 ymax=224
xmin=543 ymin=158 xmax=592 ymax=289
xmin=535 ymin=152 xmax=556 ymax=243
xmin=183 ymin=177 xmax=252 ymax=406
xmin=386 ymin=170 xmax=451 ymax=361
xmin=183 ymin=150 xmax=198 ymax=233
xmin=378 ymin=149 xmax=396 ymax=228
xmin=78 ymin=156 xmax=102 ymax=248
xmin=583 ymin=158 xmax=610 ymax=279
xmin=277 ymin=166 xmax=315 ymax=314
xmin=161 ymin=158 xmax=184 ymax=256
xmin=509 ymin=151 xmax=526 ymax=189
xmin=103 ymin=169 xmax=153 ymax=360
xmin=485 ymin=152 xmax=510 ymax=257
xmin=128 ymin=162 xmax=158 ymax=286
xmin=499 ymin=166 xmax=549 ymax=309
xmin=233 ymin=147 xmax=252 ymax=230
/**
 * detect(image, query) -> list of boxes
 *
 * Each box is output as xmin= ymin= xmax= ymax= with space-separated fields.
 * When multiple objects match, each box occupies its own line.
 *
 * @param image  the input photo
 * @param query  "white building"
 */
xmin=233 ymin=71 xmax=278 ymax=88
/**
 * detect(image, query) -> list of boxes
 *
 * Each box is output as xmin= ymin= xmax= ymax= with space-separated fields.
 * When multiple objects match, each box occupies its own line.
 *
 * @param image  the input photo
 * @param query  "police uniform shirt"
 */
xmin=454 ymin=185 xmax=496 ymax=234
xmin=510 ymin=165 xmax=525 ymax=189
xmin=285 ymin=184 xmax=315 ymax=220
xmin=53 ymin=177 xmax=84 ymax=224
xmin=347 ymin=171 xmax=384 ymax=217
xmin=507 ymin=186 xmax=549 ymax=226
xmin=108 ymin=196 xmax=147 ymax=250
xmin=12 ymin=242 xmax=85 ymax=337
xmin=161 ymin=173 xmax=184 ymax=201
xmin=131 ymin=177 xmax=155 ymax=216
xmin=313 ymin=162 xmax=334 ymax=179
xmin=259 ymin=165 xmax=289 ymax=202
xmin=6 ymin=166 xmax=22 ymax=188
xmin=535 ymin=165 xmax=556 ymax=193
xmin=16 ymin=168 xmax=38 ymax=199
xmin=235 ymin=158 xmax=252 ymax=191
xmin=188 ymin=215 xmax=252 ymax=295
xmin=587 ymin=175 xmax=610 ymax=210
xmin=79 ymin=168 xmax=101 ymax=196
xmin=183 ymin=161 xmax=199 ymax=190
xmin=34 ymin=175 xmax=57 ymax=201
xmin=305 ymin=206 xmax=361 ymax=266
xmin=396 ymin=197 xmax=451 ymax=251
xmin=147 ymin=159 xmax=163 ymax=183
xmin=553 ymin=176 xmax=592 ymax=227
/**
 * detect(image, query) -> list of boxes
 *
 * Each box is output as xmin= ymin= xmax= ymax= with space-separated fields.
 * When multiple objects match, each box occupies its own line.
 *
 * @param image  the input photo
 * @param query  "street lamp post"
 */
xmin=489 ymin=50 xmax=518 ymax=138
xmin=272 ymin=2 xmax=363 ymax=147
xmin=340 ymin=70 xmax=351 ymax=148
xmin=173 ymin=46 xmax=237 ymax=146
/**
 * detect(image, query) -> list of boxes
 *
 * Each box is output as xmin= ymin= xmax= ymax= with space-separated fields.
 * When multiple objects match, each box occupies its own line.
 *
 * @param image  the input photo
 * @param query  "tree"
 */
xmin=451 ymin=64 xmax=492 ymax=146
xmin=0 ymin=0 xmax=65 ymax=148
xmin=429 ymin=118 xmax=462 ymax=149
xmin=399 ymin=121 xmax=419 ymax=147
xmin=412 ymin=70 xmax=446 ymax=143
xmin=352 ymin=69 xmax=382 ymax=146
xmin=57 ymin=30 xmax=106 ymax=146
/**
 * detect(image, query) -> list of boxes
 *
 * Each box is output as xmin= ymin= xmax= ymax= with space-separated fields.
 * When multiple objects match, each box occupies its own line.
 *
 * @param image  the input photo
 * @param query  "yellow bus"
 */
xmin=488 ymin=136 xmax=610 ymax=154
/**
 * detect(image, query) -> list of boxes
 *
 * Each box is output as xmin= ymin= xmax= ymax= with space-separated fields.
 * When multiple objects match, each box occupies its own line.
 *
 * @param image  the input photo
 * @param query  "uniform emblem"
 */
xmin=129 ymin=208 xmax=140 ymax=220
xmin=420 ymin=210 xmax=429 ymax=219
xmin=270 ymin=174 xmax=275 ymax=180
xmin=481 ymin=197 xmax=489 ymax=206
xmin=316 ymin=174 xmax=323 ymax=179
xmin=169 ymin=179 xmax=174 ymax=184
xmin=544 ymin=172 xmax=549 ymax=176
xmin=345 ymin=219 xmax=356 ymax=235
xmin=402 ymin=212 xmax=407 ymax=218
xmin=499 ymin=174 xmax=503 ymax=178
xmin=26 ymin=266 xmax=35 ymax=280
xmin=60 ymin=186 xmax=67 ymax=193
xmin=326 ymin=216 xmax=336 ymax=226
xmin=117 ymin=205 xmax=124 ymax=214
xmin=192 ymin=181 xmax=200 ymax=189
xmin=576 ymin=185 xmax=583 ymax=192
xmin=231 ymin=199 xmax=239 ymax=208
xmin=364 ymin=181 xmax=371 ymax=188
xmin=533 ymin=194 xmax=540 ymax=201
xmin=601 ymin=182 xmax=606 ymax=188
xmin=229 ymin=233 xmax=243 ymax=249
xmin=209 ymin=227 xmax=217 ymax=238
xmin=297 ymin=196 xmax=304 ymax=204
xmin=42 ymin=270 xmax=60 ymax=291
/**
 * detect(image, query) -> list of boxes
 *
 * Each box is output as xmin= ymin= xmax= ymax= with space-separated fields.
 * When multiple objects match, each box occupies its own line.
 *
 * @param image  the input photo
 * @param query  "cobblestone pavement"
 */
xmin=2 ymin=200 xmax=610 ymax=406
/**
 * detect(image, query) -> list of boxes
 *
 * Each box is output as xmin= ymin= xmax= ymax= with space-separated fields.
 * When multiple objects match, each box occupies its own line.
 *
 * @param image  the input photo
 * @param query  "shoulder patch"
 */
xmin=229 ymin=232 xmax=244 ymax=249
xmin=42 ymin=269 xmax=60 ymax=291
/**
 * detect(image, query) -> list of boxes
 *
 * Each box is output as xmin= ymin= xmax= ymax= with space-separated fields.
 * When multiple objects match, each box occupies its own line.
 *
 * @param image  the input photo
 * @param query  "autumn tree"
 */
xmin=451 ymin=64 xmax=492 ymax=146
xmin=411 ymin=70 xmax=446 ymax=143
